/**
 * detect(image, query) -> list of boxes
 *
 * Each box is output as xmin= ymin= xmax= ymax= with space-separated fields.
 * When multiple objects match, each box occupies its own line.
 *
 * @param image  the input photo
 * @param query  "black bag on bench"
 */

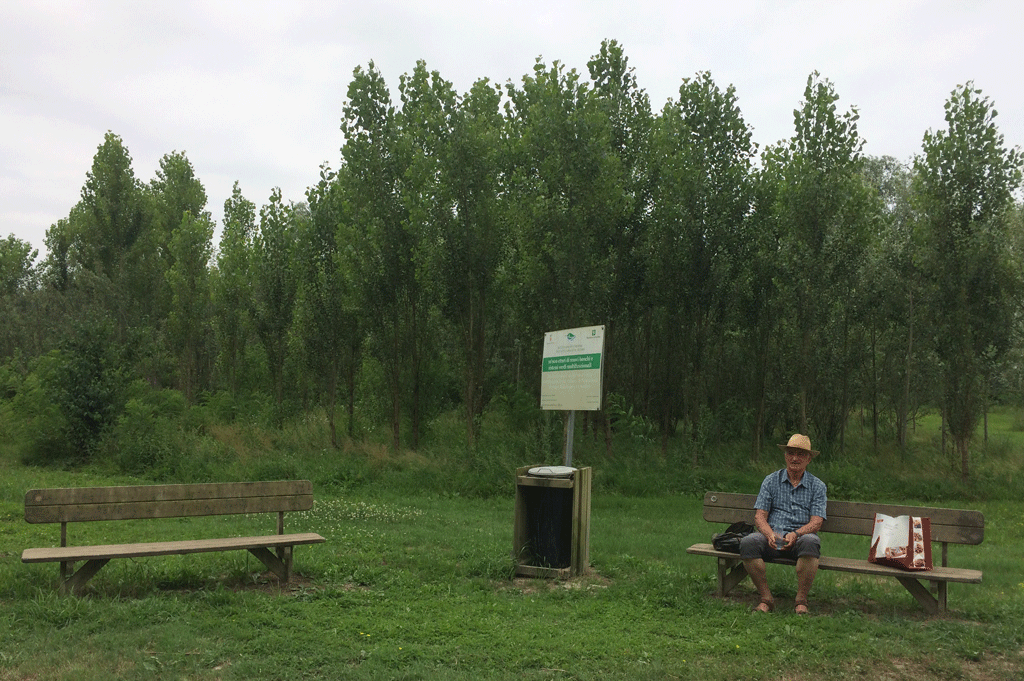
xmin=712 ymin=521 xmax=755 ymax=553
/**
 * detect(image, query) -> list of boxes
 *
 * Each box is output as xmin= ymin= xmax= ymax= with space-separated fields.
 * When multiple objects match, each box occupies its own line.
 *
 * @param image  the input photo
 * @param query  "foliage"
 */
xmin=295 ymin=165 xmax=361 ymax=447
xmin=766 ymin=72 xmax=873 ymax=445
xmin=213 ymin=181 xmax=257 ymax=395
xmin=4 ymin=45 xmax=1023 ymax=483
xmin=20 ymin=319 xmax=130 ymax=465
xmin=0 ymin=234 xmax=37 ymax=297
xmin=914 ymin=82 xmax=1024 ymax=480
xmin=646 ymin=70 xmax=755 ymax=451
xmin=165 ymin=209 xmax=215 ymax=400
xmin=341 ymin=61 xmax=421 ymax=450
xmin=250 ymin=188 xmax=300 ymax=422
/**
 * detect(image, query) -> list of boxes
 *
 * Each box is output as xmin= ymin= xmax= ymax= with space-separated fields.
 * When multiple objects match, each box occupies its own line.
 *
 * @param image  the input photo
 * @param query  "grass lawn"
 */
xmin=1 ymin=457 xmax=1022 ymax=680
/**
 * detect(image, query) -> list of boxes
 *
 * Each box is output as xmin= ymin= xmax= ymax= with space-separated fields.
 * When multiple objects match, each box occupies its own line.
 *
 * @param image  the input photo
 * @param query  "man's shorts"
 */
xmin=739 ymin=532 xmax=821 ymax=561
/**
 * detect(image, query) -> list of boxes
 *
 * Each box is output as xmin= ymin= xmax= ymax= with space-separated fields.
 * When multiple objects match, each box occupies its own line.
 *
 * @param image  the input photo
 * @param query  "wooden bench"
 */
xmin=686 ymin=491 xmax=984 ymax=614
xmin=22 ymin=480 xmax=326 ymax=595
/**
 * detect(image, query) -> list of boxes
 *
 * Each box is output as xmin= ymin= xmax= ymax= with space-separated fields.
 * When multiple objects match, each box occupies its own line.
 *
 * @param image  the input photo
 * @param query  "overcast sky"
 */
xmin=2 ymin=0 xmax=1021 ymax=258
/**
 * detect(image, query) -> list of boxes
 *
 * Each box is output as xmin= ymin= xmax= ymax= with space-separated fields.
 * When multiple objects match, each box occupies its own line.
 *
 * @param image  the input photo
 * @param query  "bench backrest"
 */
xmin=702 ymin=492 xmax=984 ymax=545
xmin=24 ymin=481 xmax=314 ymax=524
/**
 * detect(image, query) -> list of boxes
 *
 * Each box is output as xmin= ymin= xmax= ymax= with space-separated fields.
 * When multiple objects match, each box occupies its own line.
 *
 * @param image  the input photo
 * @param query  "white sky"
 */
xmin=2 ymin=0 xmax=1021 ymax=258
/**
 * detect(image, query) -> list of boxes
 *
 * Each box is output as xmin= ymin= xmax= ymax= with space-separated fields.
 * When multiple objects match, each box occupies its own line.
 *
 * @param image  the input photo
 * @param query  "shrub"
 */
xmin=104 ymin=387 xmax=186 ymax=476
xmin=50 ymin=320 xmax=129 ymax=462
xmin=7 ymin=351 xmax=74 ymax=465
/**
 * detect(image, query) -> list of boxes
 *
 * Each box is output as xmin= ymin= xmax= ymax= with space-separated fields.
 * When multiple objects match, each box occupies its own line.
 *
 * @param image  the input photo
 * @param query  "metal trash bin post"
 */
xmin=513 ymin=465 xmax=592 ymax=578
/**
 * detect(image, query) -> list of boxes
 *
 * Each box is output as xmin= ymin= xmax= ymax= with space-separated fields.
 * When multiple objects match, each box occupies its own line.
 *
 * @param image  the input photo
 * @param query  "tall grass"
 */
xmin=99 ymin=401 xmax=1019 ymax=509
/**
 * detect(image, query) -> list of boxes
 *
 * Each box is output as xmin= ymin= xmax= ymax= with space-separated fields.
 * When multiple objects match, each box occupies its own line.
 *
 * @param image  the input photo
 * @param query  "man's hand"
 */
xmin=781 ymin=532 xmax=798 ymax=550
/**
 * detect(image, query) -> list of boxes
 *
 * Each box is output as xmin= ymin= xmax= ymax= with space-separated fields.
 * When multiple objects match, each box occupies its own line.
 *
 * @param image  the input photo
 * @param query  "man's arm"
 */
xmin=796 ymin=515 xmax=824 ymax=537
xmin=781 ymin=515 xmax=824 ymax=550
xmin=753 ymin=508 xmax=780 ymax=549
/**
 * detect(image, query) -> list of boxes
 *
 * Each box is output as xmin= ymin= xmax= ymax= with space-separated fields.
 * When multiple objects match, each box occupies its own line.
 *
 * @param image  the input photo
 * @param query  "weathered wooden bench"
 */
xmin=686 ymin=491 xmax=984 ymax=614
xmin=22 ymin=480 xmax=326 ymax=595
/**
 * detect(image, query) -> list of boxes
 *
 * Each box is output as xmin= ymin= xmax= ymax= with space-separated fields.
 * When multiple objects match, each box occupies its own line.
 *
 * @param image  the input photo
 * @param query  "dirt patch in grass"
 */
xmin=237 ymin=572 xmax=318 ymax=594
xmin=509 ymin=569 xmax=613 ymax=595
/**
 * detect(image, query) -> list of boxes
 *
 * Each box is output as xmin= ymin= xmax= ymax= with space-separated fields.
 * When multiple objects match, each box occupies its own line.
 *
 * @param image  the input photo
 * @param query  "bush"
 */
xmin=102 ymin=386 xmax=187 ymax=476
xmin=7 ymin=351 xmax=75 ymax=465
xmin=53 ymin=320 xmax=129 ymax=459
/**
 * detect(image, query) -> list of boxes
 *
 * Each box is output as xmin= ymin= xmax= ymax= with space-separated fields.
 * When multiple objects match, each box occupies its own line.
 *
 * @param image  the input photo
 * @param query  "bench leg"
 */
xmin=248 ymin=547 xmax=291 ymax=583
xmin=278 ymin=546 xmax=292 ymax=578
xmin=717 ymin=557 xmax=749 ymax=596
xmin=896 ymin=577 xmax=941 ymax=614
xmin=61 ymin=559 xmax=110 ymax=596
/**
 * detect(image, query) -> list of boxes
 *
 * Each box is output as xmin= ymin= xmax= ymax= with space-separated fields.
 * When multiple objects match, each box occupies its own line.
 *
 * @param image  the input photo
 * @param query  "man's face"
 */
xmin=785 ymin=448 xmax=812 ymax=475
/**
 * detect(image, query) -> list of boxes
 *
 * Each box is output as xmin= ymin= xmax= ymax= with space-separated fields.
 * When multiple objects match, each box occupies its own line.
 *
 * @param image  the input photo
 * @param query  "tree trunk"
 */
xmin=411 ymin=298 xmax=420 ymax=451
xmin=899 ymin=289 xmax=914 ymax=449
xmin=346 ymin=336 xmax=357 ymax=438
xmin=325 ymin=360 xmax=339 ymax=449
xmin=464 ymin=284 xmax=487 ymax=451
xmin=957 ymin=436 xmax=970 ymax=482
xmin=751 ymin=323 xmax=771 ymax=463
xmin=390 ymin=312 xmax=401 ymax=451
xmin=870 ymin=324 xmax=878 ymax=453
xmin=603 ymin=320 xmax=613 ymax=459
xmin=798 ymin=314 xmax=811 ymax=435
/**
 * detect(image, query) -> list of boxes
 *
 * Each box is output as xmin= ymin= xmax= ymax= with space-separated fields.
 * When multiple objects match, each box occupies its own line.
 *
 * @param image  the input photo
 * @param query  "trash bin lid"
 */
xmin=528 ymin=466 xmax=576 ymax=478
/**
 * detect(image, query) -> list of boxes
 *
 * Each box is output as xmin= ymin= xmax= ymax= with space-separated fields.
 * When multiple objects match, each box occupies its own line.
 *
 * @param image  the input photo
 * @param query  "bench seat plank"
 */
xmin=685 ymin=543 xmax=982 ymax=583
xmin=22 ymin=532 xmax=325 ymax=563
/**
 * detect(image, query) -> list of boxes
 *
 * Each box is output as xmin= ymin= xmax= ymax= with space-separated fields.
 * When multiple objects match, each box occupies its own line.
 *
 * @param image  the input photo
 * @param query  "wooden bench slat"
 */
xmin=686 ymin=543 xmax=983 ymax=584
xmin=25 ymin=480 xmax=312 ymax=506
xmin=24 ymin=481 xmax=314 ymax=524
xmin=22 ymin=532 xmax=325 ymax=563
xmin=818 ymin=555 xmax=981 ymax=583
xmin=25 ymin=496 xmax=314 ymax=524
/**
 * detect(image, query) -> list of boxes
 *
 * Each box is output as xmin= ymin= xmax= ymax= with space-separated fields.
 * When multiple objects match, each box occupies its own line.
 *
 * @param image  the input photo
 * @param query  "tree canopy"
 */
xmin=3 ymin=42 xmax=1022 ymax=478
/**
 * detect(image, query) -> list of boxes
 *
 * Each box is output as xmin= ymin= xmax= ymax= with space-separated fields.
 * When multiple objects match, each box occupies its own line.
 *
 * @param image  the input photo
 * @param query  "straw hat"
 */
xmin=777 ymin=433 xmax=819 ymax=458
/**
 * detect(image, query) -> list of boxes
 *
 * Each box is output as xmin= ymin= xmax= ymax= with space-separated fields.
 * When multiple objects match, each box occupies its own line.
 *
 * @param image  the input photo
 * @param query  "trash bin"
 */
xmin=513 ymin=465 xmax=592 ymax=577
xmin=523 ymin=466 xmax=575 ymax=568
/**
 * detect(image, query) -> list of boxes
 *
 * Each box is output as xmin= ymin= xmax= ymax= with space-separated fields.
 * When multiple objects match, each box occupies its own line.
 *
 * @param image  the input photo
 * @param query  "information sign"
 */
xmin=541 ymin=325 xmax=605 ymax=411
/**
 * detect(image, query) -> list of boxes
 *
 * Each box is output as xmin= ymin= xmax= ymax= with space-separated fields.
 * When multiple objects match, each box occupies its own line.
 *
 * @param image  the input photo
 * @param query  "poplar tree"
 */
xmin=341 ymin=62 xmax=411 ymax=449
xmin=214 ymin=182 xmax=256 ymax=394
xmin=915 ymin=82 xmax=1023 ymax=479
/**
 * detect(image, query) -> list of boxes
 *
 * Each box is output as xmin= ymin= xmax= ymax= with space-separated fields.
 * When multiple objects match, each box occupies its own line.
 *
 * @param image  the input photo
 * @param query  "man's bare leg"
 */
xmin=795 ymin=556 xmax=818 ymax=614
xmin=744 ymin=558 xmax=773 ymax=612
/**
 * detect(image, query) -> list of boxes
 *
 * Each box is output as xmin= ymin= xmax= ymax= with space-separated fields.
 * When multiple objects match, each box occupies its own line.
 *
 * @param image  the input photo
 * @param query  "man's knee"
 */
xmin=794 ymin=533 xmax=821 ymax=558
xmin=739 ymin=532 xmax=770 ymax=560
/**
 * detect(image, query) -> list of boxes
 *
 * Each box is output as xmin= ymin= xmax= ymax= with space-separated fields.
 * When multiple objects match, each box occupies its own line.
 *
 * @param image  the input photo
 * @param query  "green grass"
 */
xmin=1 ymin=406 xmax=1023 ymax=679
xmin=1 ymin=472 xmax=1023 ymax=679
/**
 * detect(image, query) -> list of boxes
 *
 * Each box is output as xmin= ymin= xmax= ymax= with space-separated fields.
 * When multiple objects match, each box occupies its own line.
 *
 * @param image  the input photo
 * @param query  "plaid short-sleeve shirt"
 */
xmin=754 ymin=468 xmax=827 ymax=534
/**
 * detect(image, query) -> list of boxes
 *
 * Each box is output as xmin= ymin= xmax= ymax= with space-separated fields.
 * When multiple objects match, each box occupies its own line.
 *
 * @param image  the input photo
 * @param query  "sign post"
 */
xmin=541 ymin=325 xmax=605 ymax=466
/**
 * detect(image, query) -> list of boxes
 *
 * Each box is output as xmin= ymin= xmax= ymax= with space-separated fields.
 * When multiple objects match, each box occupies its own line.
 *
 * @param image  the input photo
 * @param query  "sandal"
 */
xmin=754 ymin=597 xmax=775 ymax=613
xmin=794 ymin=598 xmax=809 ymax=615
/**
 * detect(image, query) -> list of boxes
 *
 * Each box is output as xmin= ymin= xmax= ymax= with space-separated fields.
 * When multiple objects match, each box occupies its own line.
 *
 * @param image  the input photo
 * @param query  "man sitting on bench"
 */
xmin=740 ymin=433 xmax=827 ymax=615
